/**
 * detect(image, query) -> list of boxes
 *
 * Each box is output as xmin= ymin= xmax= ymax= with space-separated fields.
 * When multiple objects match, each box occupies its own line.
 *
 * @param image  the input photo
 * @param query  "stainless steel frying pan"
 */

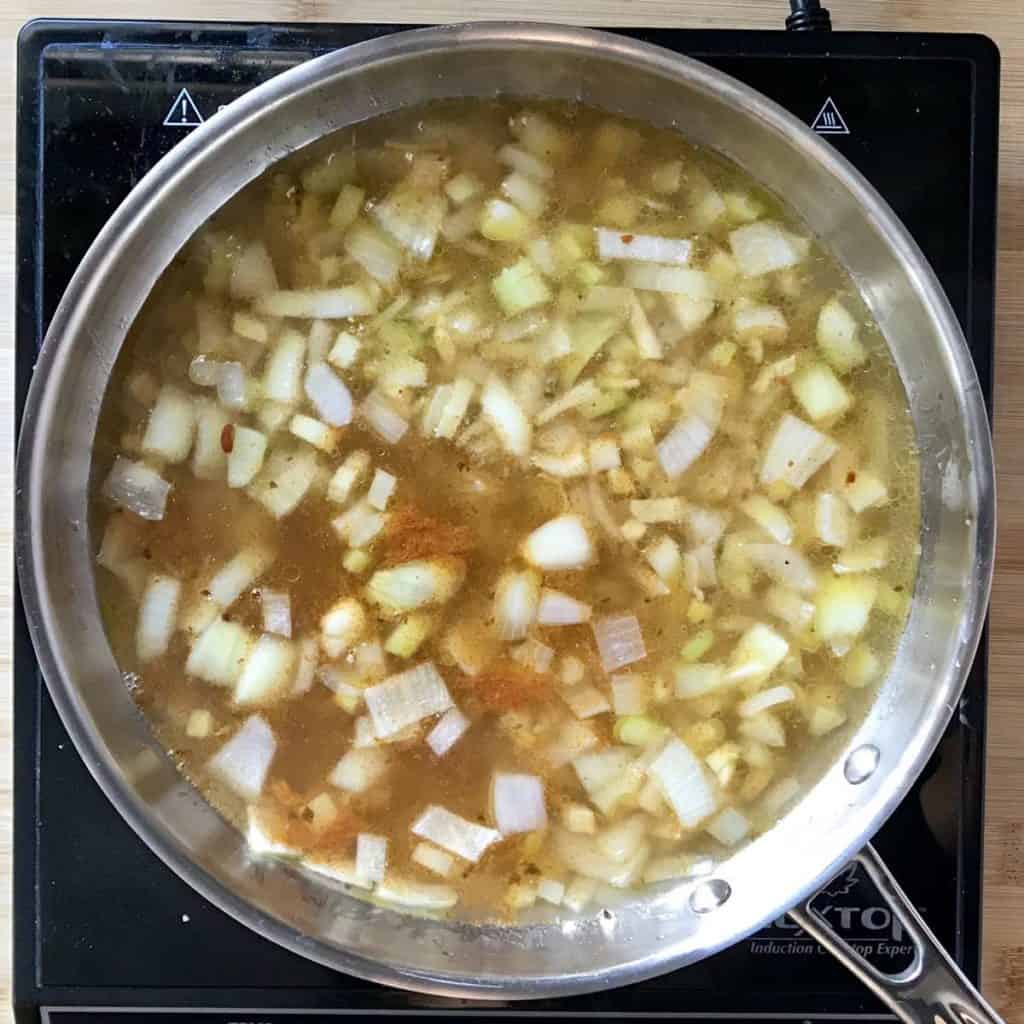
xmin=14 ymin=23 xmax=999 ymax=1022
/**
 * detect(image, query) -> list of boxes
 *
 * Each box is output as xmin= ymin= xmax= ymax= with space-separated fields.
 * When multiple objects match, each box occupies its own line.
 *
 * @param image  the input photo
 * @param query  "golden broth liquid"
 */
xmin=92 ymin=100 xmax=919 ymax=919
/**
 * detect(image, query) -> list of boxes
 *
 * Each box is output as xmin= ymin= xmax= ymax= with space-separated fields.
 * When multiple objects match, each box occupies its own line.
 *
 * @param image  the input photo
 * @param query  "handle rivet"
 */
xmin=845 ymin=744 xmax=880 ymax=784
xmin=690 ymin=878 xmax=731 ymax=914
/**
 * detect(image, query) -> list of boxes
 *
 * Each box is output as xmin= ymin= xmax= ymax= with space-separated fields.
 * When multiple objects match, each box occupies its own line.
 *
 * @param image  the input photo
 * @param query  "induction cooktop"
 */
xmin=14 ymin=19 xmax=999 ymax=1024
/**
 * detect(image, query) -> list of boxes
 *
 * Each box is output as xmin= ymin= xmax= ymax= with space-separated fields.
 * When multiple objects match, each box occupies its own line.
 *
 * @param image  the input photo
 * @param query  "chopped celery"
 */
xmin=491 ymin=259 xmax=551 ymax=316
xmin=680 ymin=628 xmax=714 ymax=663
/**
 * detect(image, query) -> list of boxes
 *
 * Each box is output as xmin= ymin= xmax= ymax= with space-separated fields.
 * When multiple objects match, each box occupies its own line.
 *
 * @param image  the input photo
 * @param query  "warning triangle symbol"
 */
xmin=811 ymin=96 xmax=849 ymax=135
xmin=163 ymin=87 xmax=205 ymax=128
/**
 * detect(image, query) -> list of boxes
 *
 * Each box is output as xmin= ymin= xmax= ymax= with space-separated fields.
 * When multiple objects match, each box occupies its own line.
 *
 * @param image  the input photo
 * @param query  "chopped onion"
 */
xmin=741 ymin=495 xmax=794 ymax=545
xmin=367 ymin=469 xmax=397 ymax=510
xmin=102 ymin=456 xmax=171 ymax=521
xmin=188 ymin=355 xmax=222 ymax=388
xmin=728 ymin=624 xmax=790 ymax=685
xmin=815 ymin=491 xmax=852 ymax=547
xmin=291 ymin=635 xmax=319 ymax=695
xmin=216 ymin=362 xmax=248 ymax=411
xmin=327 ymin=450 xmax=371 ymax=505
xmin=355 ymin=833 xmax=388 ymax=884
xmin=186 ymin=619 xmax=254 ymax=686
xmin=624 ymin=264 xmax=714 ymax=300
xmin=628 ymin=294 xmax=663 ymax=360
xmin=481 ymin=376 xmax=532 ymax=457
xmin=234 ymin=634 xmax=296 ymax=707
xmin=255 ymin=285 xmax=378 ymax=320
xmin=260 ymin=589 xmax=292 ymax=638
xmin=498 ymin=143 xmax=554 ymax=180
xmin=522 ymin=514 xmax=593 ymax=571
xmin=511 ymin=637 xmax=555 ymax=674
xmin=411 ymin=805 xmax=500 ymax=863
xmin=494 ymin=568 xmax=541 ymax=641
xmin=596 ymin=813 xmax=649 ymax=863
xmin=657 ymin=415 xmax=715 ymax=479
xmin=492 ymin=772 xmax=547 ymax=834
xmin=596 ymin=228 xmax=692 ymax=265
xmin=760 ymin=413 xmax=838 ymax=489
xmin=552 ymin=827 xmax=648 ymax=888
xmin=135 ymin=574 xmax=181 ymax=662
xmin=227 ymin=426 xmax=267 ymax=489
xmin=592 ymin=613 xmax=647 ymax=672
xmin=333 ymin=499 xmax=385 ymax=548
xmin=561 ymin=683 xmax=611 ymax=720
xmin=304 ymin=362 xmax=354 ymax=427
xmin=364 ymin=661 xmax=453 ymax=739
xmin=611 ymin=673 xmax=649 ymax=715
xmin=535 ymin=380 xmax=602 ymax=426
xmin=537 ymin=588 xmax=592 ymax=626
xmin=320 ymin=596 xmax=367 ymax=658
xmin=573 ymin=747 xmax=634 ymax=799
xmin=375 ymin=876 xmax=458 ymax=910
xmin=739 ymin=712 xmax=786 ymax=747
xmin=412 ymin=841 xmax=455 ymax=878
xmin=501 ymin=172 xmax=549 ymax=218
xmin=289 ymin=413 xmax=337 ymax=453
xmin=738 ymin=685 xmax=796 ymax=718
xmin=647 ymin=737 xmax=718 ymax=828
xmin=675 ymin=663 xmax=728 ymax=699
xmin=207 ymin=715 xmax=276 ymax=802
xmin=729 ymin=221 xmax=810 ymax=277
xmin=360 ymin=389 xmax=409 ymax=444
xmin=330 ymin=746 xmax=390 ymax=793
xmin=746 ymin=543 xmax=817 ymax=594
xmin=230 ymin=240 xmax=278 ymax=300
xmin=372 ymin=186 xmax=447 ymax=261
xmin=141 ymin=387 xmax=196 ymax=462
xmin=367 ymin=559 xmax=465 ymax=616
xmin=426 ymin=707 xmax=470 ymax=756
xmin=706 ymin=807 xmax=751 ymax=846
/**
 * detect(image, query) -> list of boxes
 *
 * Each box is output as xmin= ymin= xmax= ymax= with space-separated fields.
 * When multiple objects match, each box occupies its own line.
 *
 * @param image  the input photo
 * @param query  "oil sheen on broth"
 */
xmin=92 ymin=100 xmax=919 ymax=919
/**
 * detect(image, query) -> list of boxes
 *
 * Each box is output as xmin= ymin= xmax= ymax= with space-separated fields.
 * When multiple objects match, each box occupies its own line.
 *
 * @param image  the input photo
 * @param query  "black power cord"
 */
xmin=786 ymin=0 xmax=833 ymax=31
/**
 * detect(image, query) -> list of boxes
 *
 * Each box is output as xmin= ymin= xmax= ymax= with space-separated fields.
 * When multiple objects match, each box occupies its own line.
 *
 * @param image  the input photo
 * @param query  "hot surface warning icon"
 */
xmin=811 ymin=96 xmax=849 ymax=135
xmin=163 ymin=88 xmax=205 ymax=128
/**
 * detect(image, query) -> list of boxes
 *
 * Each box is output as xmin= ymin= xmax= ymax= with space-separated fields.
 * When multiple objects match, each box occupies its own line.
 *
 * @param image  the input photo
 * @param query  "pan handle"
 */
xmin=788 ymin=843 xmax=1004 ymax=1024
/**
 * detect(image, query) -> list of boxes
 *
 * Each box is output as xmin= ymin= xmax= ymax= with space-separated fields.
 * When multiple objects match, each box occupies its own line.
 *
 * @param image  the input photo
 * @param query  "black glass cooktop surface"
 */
xmin=14 ymin=19 xmax=998 ymax=1024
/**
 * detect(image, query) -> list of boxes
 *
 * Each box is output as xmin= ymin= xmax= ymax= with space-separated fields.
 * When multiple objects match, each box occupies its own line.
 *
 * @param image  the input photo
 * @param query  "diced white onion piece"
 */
xmin=589 ymin=435 xmax=622 ymax=472
xmin=596 ymin=228 xmax=692 ymax=265
xmin=323 ymin=453 xmax=368 ymax=509
xmin=304 ymin=362 xmax=354 ymax=427
xmin=352 ymin=714 xmax=378 ymax=748
xmin=562 ymin=801 xmax=598 ymax=834
xmin=319 ymin=596 xmax=367 ymax=658
xmin=135 ymin=575 xmax=181 ymax=661
xmin=760 ymin=413 xmax=838 ymax=489
xmin=834 ymin=537 xmax=889 ymax=575
xmin=303 ymin=855 xmax=373 ymax=889
xmin=522 ymin=514 xmax=593 ymax=571
xmin=290 ymin=413 xmax=337 ymax=453
xmin=103 ymin=457 xmax=171 ymax=521
xmin=509 ymin=637 xmax=554 ymax=675
xmin=501 ymin=172 xmax=548 ymax=218
xmin=426 ymin=707 xmax=470 ymax=757
xmin=535 ymin=380 xmax=602 ymax=426
xmin=412 ymin=841 xmax=455 ymax=878
xmin=562 ymin=874 xmax=599 ymax=911
xmin=648 ymin=738 xmax=718 ymax=828
xmin=367 ymin=559 xmax=465 ymax=616
xmin=235 ymin=634 xmax=296 ymax=706
xmin=255 ymin=285 xmax=377 ymax=320
xmin=481 ymin=376 xmax=532 ymax=457
xmin=611 ymin=673 xmax=649 ymax=715
xmin=498 ymin=143 xmax=554 ymax=180
xmin=739 ymin=712 xmax=787 ymax=747
xmin=706 ymin=807 xmax=751 ymax=846
xmin=432 ymin=377 xmax=475 ymax=440
xmin=746 ymin=543 xmax=817 ymax=595
xmin=355 ymin=833 xmax=388 ymax=884
xmin=729 ymin=221 xmax=810 ymax=276
xmin=597 ymin=814 xmax=649 ymax=864
xmin=816 ymin=491 xmax=852 ymax=547
xmin=141 ymin=387 xmax=196 ymax=463
xmin=592 ymin=613 xmax=647 ymax=672
xmin=216 ymin=362 xmax=248 ymax=412
xmin=208 ymin=546 xmax=275 ymax=609
xmin=360 ymin=389 xmax=409 ymax=444
xmin=657 ymin=415 xmax=715 ymax=479
xmin=260 ymin=589 xmax=292 ymax=637
xmin=572 ymin=747 xmax=632 ymax=798
xmin=815 ymin=576 xmax=878 ymax=645
xmin=492 ymin=772 xmax=547 ymax=834
xmin=494 ymin=568 xmax=541 ymax=641
xmin=208 ymin=715 xmax=276 ymax=802
xmin=372 ymin=187 xmax=447 ymax=262
xmin=675 ymin=663 xmax=728 ymax=699
xmin=728 ymin=624 xmax=789 ymax=685
xmin=186 ymin=619 xmax=254 ymax=686
xmin=765 ymin=586 xmax=815 ymax=632
xmin=229 ymin=241 xmax=278 ymax=300
xmin=291 ymin=634 xmax=318 ymax=695
xmin=367 ymin=469 xmax=397 ymax=511
xmin=734 ymin=303 xmax=788 ymax=339
xmin=246 ymin=807 xmax=300 ymax=858
xmin=644 ymin=535 xmax=683 ymax=586
xmin=491 ymin=258 xmax=550 ymax=316
xmin=630 ymin=497 xmax=686 ymax=524
xmin=411 ymin=805 xmax=500 ymax=863
xmin=364 ymin=661 xmax=452 ymax=739
xmin=792 ymin=363 xmax=852 ymax=423
xmin=189 ymin=355 xmax=222 ymax=388
xmin=537 ymin=588 xmax=591 ymax=626
xmin=624 ymin=263 xmax=713 ymax=298
xmin=329 ymin=746 xmax=390 ymax=793
xmin=553 ymin=827 xmax=649 ymax=888
xmin=808 ymin=704 xmax=848 ymax=736
xmin=226 ymin=426 xmax=267 ymax=489
xmin=328 ymin=331 xmax=361 ymax=371
xmin=375 ymin=876 xmax=458 ymax=910
xmin=531 ymin=448 xmax=588 ymax=478
xmin=843 ymin=470 xmax=889 ymax=513
xmin=817 ymin=297 xmax=867 ymax=373
xmin=742 ymin=496 xmax=794 ymax=545
xmin=333 ymin=499 xmax=385 ymax=549
xmin=193 ymin=401 xmax=231 ymax=480
xmin=738 ymin=685 xmax=796 ymax=718
xmin=562 ymin=684 xmax=611 ymax=720
xmin=627 ymin=294 xmax=663 ymax=360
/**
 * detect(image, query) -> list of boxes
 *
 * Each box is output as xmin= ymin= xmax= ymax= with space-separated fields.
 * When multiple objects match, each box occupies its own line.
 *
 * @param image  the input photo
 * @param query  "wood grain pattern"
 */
xmin=1 ymin=0 xmax=1021 ymax=1016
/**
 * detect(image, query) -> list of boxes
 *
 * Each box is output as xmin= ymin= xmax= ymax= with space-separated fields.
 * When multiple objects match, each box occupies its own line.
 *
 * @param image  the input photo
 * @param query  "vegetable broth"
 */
xmin=92 ymin=100 xmax=919 ymax=919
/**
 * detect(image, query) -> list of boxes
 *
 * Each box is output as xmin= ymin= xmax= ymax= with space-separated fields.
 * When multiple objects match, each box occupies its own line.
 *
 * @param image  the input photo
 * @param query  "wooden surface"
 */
xmin=1 ymin=0 xmax=1022 ymax=1017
